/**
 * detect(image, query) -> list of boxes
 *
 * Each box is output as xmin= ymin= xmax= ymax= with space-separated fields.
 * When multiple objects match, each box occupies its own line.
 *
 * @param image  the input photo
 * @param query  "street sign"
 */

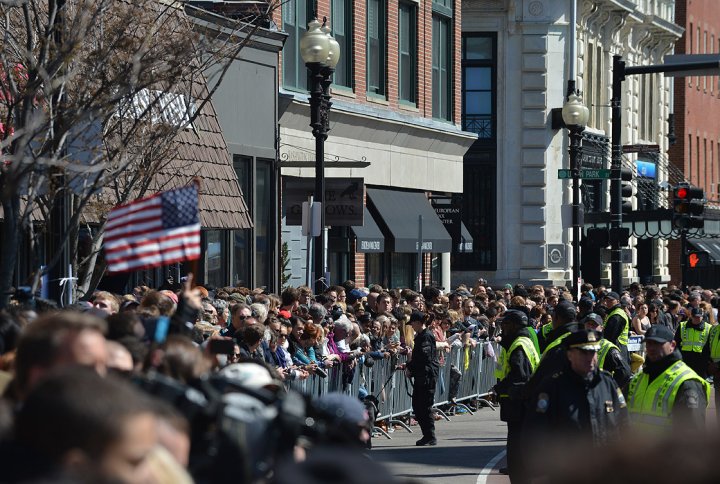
xmin=579 ymin=169 xmax=611 ymax=179
xmin=558 ymin=169 xmax=611 ymax=179
xmin=623 ymin=144 xmax=660 ymax=153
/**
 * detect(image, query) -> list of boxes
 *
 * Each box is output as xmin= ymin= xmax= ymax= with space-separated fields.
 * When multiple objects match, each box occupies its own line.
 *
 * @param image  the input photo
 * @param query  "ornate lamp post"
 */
xmin=562 ymin=91 xmax=589 ymax=294
xmin=300 ymin=18 xmax=340 ymax=291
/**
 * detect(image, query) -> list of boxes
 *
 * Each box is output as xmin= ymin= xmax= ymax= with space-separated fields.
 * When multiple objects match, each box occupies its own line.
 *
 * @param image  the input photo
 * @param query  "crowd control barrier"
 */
xmin=285 ymin=341 xmax=500 ymax=438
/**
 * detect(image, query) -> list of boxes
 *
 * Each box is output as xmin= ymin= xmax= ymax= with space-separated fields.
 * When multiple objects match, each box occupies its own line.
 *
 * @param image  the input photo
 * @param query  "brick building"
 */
xmin=277 ymin=0 xmax=476 ymax=290
xmin=668 ymin=0 xmax=720 ymax=286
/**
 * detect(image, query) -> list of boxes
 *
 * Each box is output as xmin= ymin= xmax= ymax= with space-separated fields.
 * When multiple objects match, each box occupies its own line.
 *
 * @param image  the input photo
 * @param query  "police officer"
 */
xmin=602 ymin=292 xmax=630 ymax=363
xmin=628 ymin=325 xmax=709 ymax=433
xmin=675 ymin=306 xmax=712 ymax=378
xmin=493 ymin=310 xmax=539 ymax=483
xmin=525 ymin=329 xmax=628 ymax=449
xmin=708 ymin=323 xmax=720 ymax=423
xmin=525 ymin=300 xmax=580 ymax=401
xmin=581 ymin=313 xmax=632 ymax=389
xmin=404 ymin=310 xmax=440 ymax=446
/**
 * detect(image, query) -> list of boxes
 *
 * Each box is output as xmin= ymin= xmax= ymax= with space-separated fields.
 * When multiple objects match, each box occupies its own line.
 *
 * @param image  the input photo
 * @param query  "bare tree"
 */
xmin=0 ymin=0 xmax=275 ymax=307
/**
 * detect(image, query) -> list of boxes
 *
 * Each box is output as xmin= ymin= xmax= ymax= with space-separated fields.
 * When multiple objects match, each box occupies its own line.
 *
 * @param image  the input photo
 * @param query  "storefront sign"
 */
xmin=284 ymin=176 xmax=364 ymax=226
xmin=432 ymin=201 xmax=461 ymax=244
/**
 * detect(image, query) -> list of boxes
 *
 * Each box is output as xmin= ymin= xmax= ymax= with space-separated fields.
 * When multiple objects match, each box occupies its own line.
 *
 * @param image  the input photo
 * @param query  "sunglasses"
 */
xmin=237 ymin=315 xmax=252 ymax=320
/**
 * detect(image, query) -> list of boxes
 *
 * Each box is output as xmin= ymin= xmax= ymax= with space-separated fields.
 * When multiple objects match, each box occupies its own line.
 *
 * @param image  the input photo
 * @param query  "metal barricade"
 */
xmin=284 ymin=341 xmax=500 ymax=439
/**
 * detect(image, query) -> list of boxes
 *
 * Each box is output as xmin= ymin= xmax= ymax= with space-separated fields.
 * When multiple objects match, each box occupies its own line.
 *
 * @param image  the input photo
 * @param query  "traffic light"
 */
xmin=687 ymin=251 xmax=710 ymax=269
xmin=672 ymin=184 xmax=705 ymax=229
xmin=620 ymin=167 xmax=633 ymax=213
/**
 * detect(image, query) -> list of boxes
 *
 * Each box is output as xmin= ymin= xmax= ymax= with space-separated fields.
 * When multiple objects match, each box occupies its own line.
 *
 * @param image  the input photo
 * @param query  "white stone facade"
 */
xmin=456 ymin=0 xmax=681 ymax=288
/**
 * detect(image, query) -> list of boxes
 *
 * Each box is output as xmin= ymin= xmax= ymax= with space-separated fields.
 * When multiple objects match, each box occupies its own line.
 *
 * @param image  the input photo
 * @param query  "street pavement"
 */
xmin=371 ymin=405 xmax=510 ymax=484
xmin=372 ymin=393 xmax=717 ymax=483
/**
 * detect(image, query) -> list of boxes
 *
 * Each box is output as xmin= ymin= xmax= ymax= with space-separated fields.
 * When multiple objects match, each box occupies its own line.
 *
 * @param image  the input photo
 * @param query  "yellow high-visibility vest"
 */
xmin=604 ymin=307 xmax=629 ymax=346
xmin=679 ymin=321 xmax=711 ymax=353
xmin=628 ymin=360 xmax=710 ymax=431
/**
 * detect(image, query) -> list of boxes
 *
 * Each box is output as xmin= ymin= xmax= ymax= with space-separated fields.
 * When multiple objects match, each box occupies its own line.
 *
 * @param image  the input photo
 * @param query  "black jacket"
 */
xmin=407 ymin=328 xmax=439 ymax=386
xmin=525 ymin=322 xmax=579 ymax=402
xmin=602 ymin=344 xmax=632 ymax=389
xmin=495 ymin=328 xmax=534 ymax=423
xmin=642 ymin=349 xmax=708 ymax=432
xmin=604 ymin=304 xmax=629 ymax=361
xmin=525 ymin=363 xmax=628 ymax=448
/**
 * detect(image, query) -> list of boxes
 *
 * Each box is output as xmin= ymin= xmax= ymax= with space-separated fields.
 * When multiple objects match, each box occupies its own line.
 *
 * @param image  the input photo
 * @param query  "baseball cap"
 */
xmin=691 ymin=307 xmax=705 ymax=317
xmin=564 ymin=329 xmax=602 ymax=351
xmin=644 ymin=325 xmax=674 ymax=344
xmin=580 ymin=312 xmax=603 ymax=327
xmin=604 ymin=291 xmax=620 ymax=301
xmin=347 ymin=289 xmax=369 ymax=304
xmin=554 ymin=300 xmax=577 ymax=321
xmin=500 ymin=309 xmax=529 ymax=327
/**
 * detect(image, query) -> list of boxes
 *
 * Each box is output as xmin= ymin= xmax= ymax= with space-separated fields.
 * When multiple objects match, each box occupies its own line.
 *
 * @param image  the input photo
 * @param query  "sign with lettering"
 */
xmin=432 ymin=201 xmax=461 ymax=243
xmin=283 ymin=177 xmax=364 ymax=226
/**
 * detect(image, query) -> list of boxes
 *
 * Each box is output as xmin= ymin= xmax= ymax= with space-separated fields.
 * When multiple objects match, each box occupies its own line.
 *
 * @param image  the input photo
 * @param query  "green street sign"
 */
xmin=559 ymin=169 xmax=611 ymax=179
xmin=580 ymin=169 xmax=611 ymax=179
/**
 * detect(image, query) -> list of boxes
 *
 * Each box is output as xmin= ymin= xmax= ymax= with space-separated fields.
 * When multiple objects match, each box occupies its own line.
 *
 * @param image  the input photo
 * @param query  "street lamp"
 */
xmin=300 ymin=18 xmax=340 ymax=292
xmin=562 ymin=91 xmax=589 ymax=296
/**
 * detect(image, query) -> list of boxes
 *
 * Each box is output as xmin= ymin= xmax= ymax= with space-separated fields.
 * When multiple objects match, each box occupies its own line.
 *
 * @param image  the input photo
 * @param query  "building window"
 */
xmin=462 ymin=35 xmax=495 ymax=138
xmin=367 ymin=0 xmax=386 ymax=96
xmin=233 ymin=156 xmax=252 ymax=286
xmin=255 ymin=159 xmax=274 ymax=289
xmin=205 ymin=230 xmax=226 ymax=288
xmin=331 ymin=0 xmax=353 ymax=88
xmin=398 ymin=1 xmax=417 ymax=104
xmin=282 ymin=0 xmax=311 ymax=91
xmin=432 ymin=14 xmax=452 ymax=120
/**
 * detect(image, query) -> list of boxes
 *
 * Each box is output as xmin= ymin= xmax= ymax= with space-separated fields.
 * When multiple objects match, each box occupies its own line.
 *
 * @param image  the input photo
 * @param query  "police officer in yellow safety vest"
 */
xmin=525 ymin=300 xmax=580 ymax=402
xmin=707 ymin=323 xmax=720 ymax=423
xmin=628 ymin=325 xmax=710 ymax=433
xmin=674 ymin=306 xmax=712 ymax=378
xmin=493 ymin=309 xmax=539 ymax=484
xmin=601 ymin=291 xmax=630 ymax=364
xmin=581 ymin=313 xmax=632 ymax=388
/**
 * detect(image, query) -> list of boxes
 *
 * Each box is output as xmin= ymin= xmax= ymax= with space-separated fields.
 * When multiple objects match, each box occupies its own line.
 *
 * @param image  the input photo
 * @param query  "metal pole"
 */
xmin=681 ymin=229 xmax=688 ymax=291
xmin=610 ymin=55 xmax=625 ymax=293
xmin=307 ymin=62 xmax=327 ymax=293
xmin=569 ymin=126 xmax=583 ymax=295
xmin=417 ymin=215 xmax=423 ymax=291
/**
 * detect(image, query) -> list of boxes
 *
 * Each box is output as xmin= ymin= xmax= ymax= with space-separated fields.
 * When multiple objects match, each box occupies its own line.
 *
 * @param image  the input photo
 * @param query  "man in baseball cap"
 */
xmin=601 ymin=291 xmax=630 ymax=364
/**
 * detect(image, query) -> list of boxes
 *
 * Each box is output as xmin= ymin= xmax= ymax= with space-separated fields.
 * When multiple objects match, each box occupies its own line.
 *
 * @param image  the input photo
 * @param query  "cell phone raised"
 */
xmin=208 ymin=338 xmax=235 ymax=355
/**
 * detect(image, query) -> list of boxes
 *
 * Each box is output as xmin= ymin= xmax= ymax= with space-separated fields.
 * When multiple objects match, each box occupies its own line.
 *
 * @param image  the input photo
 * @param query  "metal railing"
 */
xmin=285 ymin=342 xmax=500 ymax=438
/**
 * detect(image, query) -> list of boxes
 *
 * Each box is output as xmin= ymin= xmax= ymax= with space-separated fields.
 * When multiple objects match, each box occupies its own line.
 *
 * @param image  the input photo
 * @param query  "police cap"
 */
xmin=563 ymin=329 xmax=602 ymax=351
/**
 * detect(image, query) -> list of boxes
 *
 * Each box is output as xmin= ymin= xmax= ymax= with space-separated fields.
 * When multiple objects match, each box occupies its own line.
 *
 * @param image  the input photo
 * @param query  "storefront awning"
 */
xmin=351 ymin=207 xmax=385 ymax=253
xmin=366 ymin=188 xmax=452 ymax=253
xmin=458 ymin=222 xmax=474 ymax=253
xmin=689 ymin=240 xmax=720 ymax=264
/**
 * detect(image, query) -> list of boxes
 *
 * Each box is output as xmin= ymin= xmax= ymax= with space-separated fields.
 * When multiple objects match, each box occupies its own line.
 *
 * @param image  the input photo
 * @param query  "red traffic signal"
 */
xmin=687 ymin=251 xmax=710 ymax=269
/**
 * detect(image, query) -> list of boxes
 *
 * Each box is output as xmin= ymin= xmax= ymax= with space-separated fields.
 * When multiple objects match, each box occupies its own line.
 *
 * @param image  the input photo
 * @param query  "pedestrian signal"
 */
xmin=687 ymin=251 xmax=710 ymax=269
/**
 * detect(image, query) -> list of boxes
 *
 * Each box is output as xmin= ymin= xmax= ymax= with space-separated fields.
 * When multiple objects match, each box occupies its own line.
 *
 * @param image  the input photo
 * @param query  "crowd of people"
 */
xmin=1 ymin=275 xmax=720 ymax=483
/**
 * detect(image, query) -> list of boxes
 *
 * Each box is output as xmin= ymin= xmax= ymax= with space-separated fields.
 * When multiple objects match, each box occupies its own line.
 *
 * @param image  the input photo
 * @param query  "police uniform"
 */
xmin=582 ymin=313 xmax=632 ymax=388
xmin=602 ymin=293 xmax=630 ymax=363
xmin=493 ymin=310 xmax=539 ymax=483
xmin=525 ymin=330 xmax=628 ymax=449
xmin=674 ymin=308 xmax=712 ymax=378
xmin=628 ymin=325 xmax=710 ymax=433
xmin=406 ymin=315 xmax=440 ymax=446
xmin=708 ymin=324 xmax=720 ymax=422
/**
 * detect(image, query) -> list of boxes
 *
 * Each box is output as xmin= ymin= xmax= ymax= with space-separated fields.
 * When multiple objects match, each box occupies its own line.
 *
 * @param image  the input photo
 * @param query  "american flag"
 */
xmin=104 ymin=184 xmax=201 ymax=273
